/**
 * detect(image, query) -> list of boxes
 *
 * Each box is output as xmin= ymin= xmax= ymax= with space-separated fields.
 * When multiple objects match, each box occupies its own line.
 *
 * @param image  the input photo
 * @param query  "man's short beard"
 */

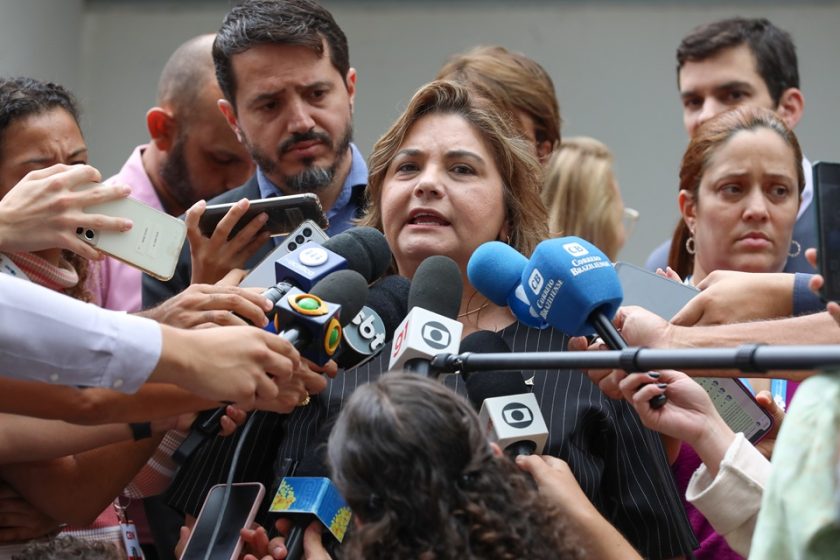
xmin=159 ymin=133 xmax=198 ymax=210
xmin=245 ymin=121 xmax=353 ymax=194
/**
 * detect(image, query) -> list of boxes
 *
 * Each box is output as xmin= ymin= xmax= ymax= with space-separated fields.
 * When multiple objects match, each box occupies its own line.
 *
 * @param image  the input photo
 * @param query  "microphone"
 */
xmin=388 ymin=256 xmax=463 ymax=376
xmin=467 ymin=241 xmax=548 ymax=329
xmin=269 ymin=441 xmax=351 ymax=560
xmin=336 ymin=275 xmax=410 ymax=369
xmin=173 ymin=270 xmax=367 ymax=464
xmin=274 ymin=269 xmax=368 ymax=366
xmin=457 ymin=329 xmax=515 ymax=389
xmin=461 ymin=331 xmax=548 ymax=457
xmin=260 ymin=227 xmax=392 ymax=321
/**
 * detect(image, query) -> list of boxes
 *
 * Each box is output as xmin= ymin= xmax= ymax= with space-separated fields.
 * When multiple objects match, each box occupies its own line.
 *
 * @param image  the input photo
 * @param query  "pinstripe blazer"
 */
xmin=166 ymin=320 xmax=697 ymax=558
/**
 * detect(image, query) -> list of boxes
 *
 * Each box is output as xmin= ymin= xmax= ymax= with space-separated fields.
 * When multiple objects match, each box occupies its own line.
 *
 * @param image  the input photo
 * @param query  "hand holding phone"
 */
xmin=198 ymin=194 xmax=328 ymax=239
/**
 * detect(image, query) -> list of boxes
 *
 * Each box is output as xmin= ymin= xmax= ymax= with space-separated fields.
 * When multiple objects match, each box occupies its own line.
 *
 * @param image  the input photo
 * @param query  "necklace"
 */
xmin=457 ymin=300 xmax=490 ymax=319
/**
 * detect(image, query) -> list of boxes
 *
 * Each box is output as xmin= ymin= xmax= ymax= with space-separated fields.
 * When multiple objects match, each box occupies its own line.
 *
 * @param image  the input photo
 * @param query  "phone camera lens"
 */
xmin=84 ymin=229 xmax=95 ymax=240
xmin=287 ymin=242 xmax=297 ymax=251
xmin=303 ymin=228 xmax=312 ymax=236
xmin=295 ymin=235 xmax=305 ymax=244
xmin=76 ymin=227 xmax=83 ymax=235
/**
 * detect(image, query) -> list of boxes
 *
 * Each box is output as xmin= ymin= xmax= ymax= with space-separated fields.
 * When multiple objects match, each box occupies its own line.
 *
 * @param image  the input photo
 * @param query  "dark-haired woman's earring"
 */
xmin=685 ymin=236 xmax=696 ymax=256
xmin=789 ymin=239 xmax=801 ymax=258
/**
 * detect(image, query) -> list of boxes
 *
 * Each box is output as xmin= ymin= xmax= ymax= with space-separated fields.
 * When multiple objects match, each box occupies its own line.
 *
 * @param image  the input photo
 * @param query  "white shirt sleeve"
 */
xmin=0 ymin=274 xmax=161 ymax=393
xmin=686 ymin=432 xmax=771 ymax=557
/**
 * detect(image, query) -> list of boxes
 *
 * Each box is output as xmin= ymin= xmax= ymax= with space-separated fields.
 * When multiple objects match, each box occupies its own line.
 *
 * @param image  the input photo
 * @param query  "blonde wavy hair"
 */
xmin=542 ymin=137 xmax=624 ymax=260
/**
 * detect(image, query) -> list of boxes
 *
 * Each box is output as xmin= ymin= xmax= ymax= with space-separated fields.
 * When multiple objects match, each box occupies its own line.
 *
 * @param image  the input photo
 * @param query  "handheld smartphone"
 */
xmin=75 ymin=184 xmax=186 ymax=281
xmin=813 ymin=161 xmax=840 ymax=302
xmin=615 ymin=261 xmax=774 ymax=443
xmin=239 ymin=219 xmax=329 ymax=289
xmin=179 ymin=482 xmax=265 ymax=560
xmin=198 ymin=194 xmax=328 ymax=239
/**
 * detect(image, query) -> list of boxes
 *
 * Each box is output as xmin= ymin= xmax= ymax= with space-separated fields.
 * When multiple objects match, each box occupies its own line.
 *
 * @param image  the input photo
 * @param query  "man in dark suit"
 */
xmin=645 ymin=17 xmax=815 ymax=274
xmin=143 ymin=0 xmax=367 ymax=308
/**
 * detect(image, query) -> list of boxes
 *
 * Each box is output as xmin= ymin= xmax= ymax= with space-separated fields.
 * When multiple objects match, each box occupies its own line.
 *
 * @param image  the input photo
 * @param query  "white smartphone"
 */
xmin=179 ymin=482 xmax=265 ymax=560
xmin=239 ymin=219 xmax=329 ymax=289
xmin=614 ymin=261 xmax=774 ymax=443
xmin=75 ymin=184 xmax=186 ymax=280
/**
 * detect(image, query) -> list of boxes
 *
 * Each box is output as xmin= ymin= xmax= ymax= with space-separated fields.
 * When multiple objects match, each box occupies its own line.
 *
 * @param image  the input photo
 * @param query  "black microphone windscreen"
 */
xmin=460 ymin=331 xmax=527 ymax=410
xmin=408 ymin=255 xmax=462 ymax=319
xmin=324 ymin=227 xmax=392 ymax=283
xmin=310 ymin=270 xmax=368 ymax=326
xmin=367 ymin=275 xmax=410 ymax=335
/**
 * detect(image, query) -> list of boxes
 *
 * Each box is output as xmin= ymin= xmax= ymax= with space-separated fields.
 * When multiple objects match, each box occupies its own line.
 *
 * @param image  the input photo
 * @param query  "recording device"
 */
xmin=198 ymin=194 xmax=328 ymax=239
xmin=458 ymin=329 xmax=516 ymax=389
xmin=389 ymin=256 xmax=463 ymax=375
xmin=73 ymin=183 xmax=186 ymax=280
xmin=615 ymin=261 xmax=773 ymax=443
xmin=336 ymin=275 xmax=411 ymax=369
xmin=270 ymin=441 xmax=351 ymax=560
xmin=273 ymin=269 xmax=368 ymax=366
xmin=239 ymin=220 xmax=329 ymax=289
xmin=467 ymin=241 xmax=548 ymax=329
xmin=178 ymin=482 xmax=264 ymax=560
xmin=242 ymin=227 xmax=391 ymax=324
xmin=174 ymin=270 xmax=367 ymax=464
xmin=462 ymin=331 xmax=548 ymax=457
xmin=813 ymin=161 xmax=840 ymax=302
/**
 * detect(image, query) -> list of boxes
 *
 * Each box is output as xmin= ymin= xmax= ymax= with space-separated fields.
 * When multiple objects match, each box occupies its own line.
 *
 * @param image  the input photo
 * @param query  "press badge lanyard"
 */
xmin=114 ymin=498 xmax=145 ymax=560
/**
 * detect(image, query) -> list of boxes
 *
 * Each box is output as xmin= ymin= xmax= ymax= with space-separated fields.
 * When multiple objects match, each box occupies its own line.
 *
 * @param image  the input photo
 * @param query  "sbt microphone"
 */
xmin=462 ymin=331 xmax=548 ymax=457
xmin=522 ymin=236 xmax=665 ymax=407
xmin=467 ymin=241 xmax=548 ymax=329
xmin=389 ymin=256 xmax=463 ymax=376
xmin=274 ymin=269 xmax=368 ymax=366
xmin=337 ymin=275 xmax=410 ymax=370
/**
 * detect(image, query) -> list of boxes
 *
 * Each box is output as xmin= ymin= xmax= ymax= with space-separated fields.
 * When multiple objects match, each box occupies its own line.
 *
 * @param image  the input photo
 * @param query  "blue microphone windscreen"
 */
xmin=408 ymin=255 xmax=462 ymax=319
xmin=467 ymin=241 xmax=527 ymax=306
xmin=521 ymin=237 xmax=622 ymax=336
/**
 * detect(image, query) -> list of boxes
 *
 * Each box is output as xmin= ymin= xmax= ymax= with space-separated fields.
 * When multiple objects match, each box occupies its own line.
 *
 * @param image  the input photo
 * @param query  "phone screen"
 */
xmin=180 ymin=483 xmax=264 ymax=560
xmin=814 ymin=162 xmax=840 ymax=302
xmin=614 ymin=261 xmax=774 ymax=443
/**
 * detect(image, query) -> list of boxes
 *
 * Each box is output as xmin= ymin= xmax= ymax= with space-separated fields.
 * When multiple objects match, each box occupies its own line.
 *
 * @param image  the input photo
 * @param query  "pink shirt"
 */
xmin=88 ymin=145 xmax=164 ymax=312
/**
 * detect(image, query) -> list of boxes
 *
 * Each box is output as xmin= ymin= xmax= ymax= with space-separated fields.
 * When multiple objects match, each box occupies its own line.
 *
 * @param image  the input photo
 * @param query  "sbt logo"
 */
xmin=501 ymin=402 xmax=533 ymax=428
xmin=421 ymin=321 xmax=451 ymax=349
xmin=527 ymin=268 xmax=544 ymax=295
xmin=562 ymin=242 xmax=588 ymax=257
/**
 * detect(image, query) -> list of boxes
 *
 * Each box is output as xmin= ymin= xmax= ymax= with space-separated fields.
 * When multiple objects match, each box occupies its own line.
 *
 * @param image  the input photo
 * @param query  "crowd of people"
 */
xmin=1 ymin=1 xmax=838 ymax=559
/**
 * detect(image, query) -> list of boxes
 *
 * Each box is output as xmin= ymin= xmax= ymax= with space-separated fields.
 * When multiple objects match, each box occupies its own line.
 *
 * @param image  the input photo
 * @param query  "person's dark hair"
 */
xmin=213 ymin=0 xmax=350 ymax=108
xmin=0 ymin=76 xmax=91 ymax=302
xmin=0 ymin=77 xmax=80 ymax=160
xmin=668 ymin=105 xmax=804 ymax=278
xmin=677 ymin=17 xmax=799 ymax=106
xmin=327 ymin=373 xmax=582 ymax=560
xmin=12 ymin=535 xmax=121 ymax=560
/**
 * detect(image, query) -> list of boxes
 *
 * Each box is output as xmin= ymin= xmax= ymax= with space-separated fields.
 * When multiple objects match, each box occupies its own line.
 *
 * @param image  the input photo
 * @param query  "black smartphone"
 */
xmin=198 ymin=194 xmax=328 ymax=239
xmin=813 ymin=161 xmax=840 ymax=302
xmin=179 ymin=482 xmax=265 ymax=560
xmin=614 ymin=261 xmax=774 ymax=444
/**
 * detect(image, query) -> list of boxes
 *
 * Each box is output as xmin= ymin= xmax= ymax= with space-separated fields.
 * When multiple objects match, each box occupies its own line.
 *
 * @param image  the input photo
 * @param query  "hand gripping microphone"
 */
xmin=273 ymin=269 xmax=368 ymax=366
xmin=467 ymin=241 xmax=549 ymax=329
xmin=388 ymin=256 xmax=463 ymax=376
xmin=336 ymin=275 xmax=410 ymax=369
xmin=269 ymin=445 xmax=351 ymax=560
xmin=461 ymin=330 xmax=548 ymax=457
xmin=522 ymin=236 xmax=666 ymax=407
xmin=260 ymin=227 xmax=392 ymax=321
xmin=173 ymin=270 xmax=367 ymax=464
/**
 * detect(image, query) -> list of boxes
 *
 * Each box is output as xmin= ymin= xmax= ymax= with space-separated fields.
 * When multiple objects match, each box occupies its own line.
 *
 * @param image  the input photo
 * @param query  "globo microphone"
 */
xmin=467 ymin=241 xmax=548 ymax=329
xmin=462 ymin=331 xmax=548 ymax=457
xmin=274 ymin=269 xmax=368 ymax=366
xmin=336 ymin=275 xmax=410 ymax=369
xmin=522 ymin=236 xmax=665 ymax=406
xmin=389 ymin=256 xmax=463 ymax=376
